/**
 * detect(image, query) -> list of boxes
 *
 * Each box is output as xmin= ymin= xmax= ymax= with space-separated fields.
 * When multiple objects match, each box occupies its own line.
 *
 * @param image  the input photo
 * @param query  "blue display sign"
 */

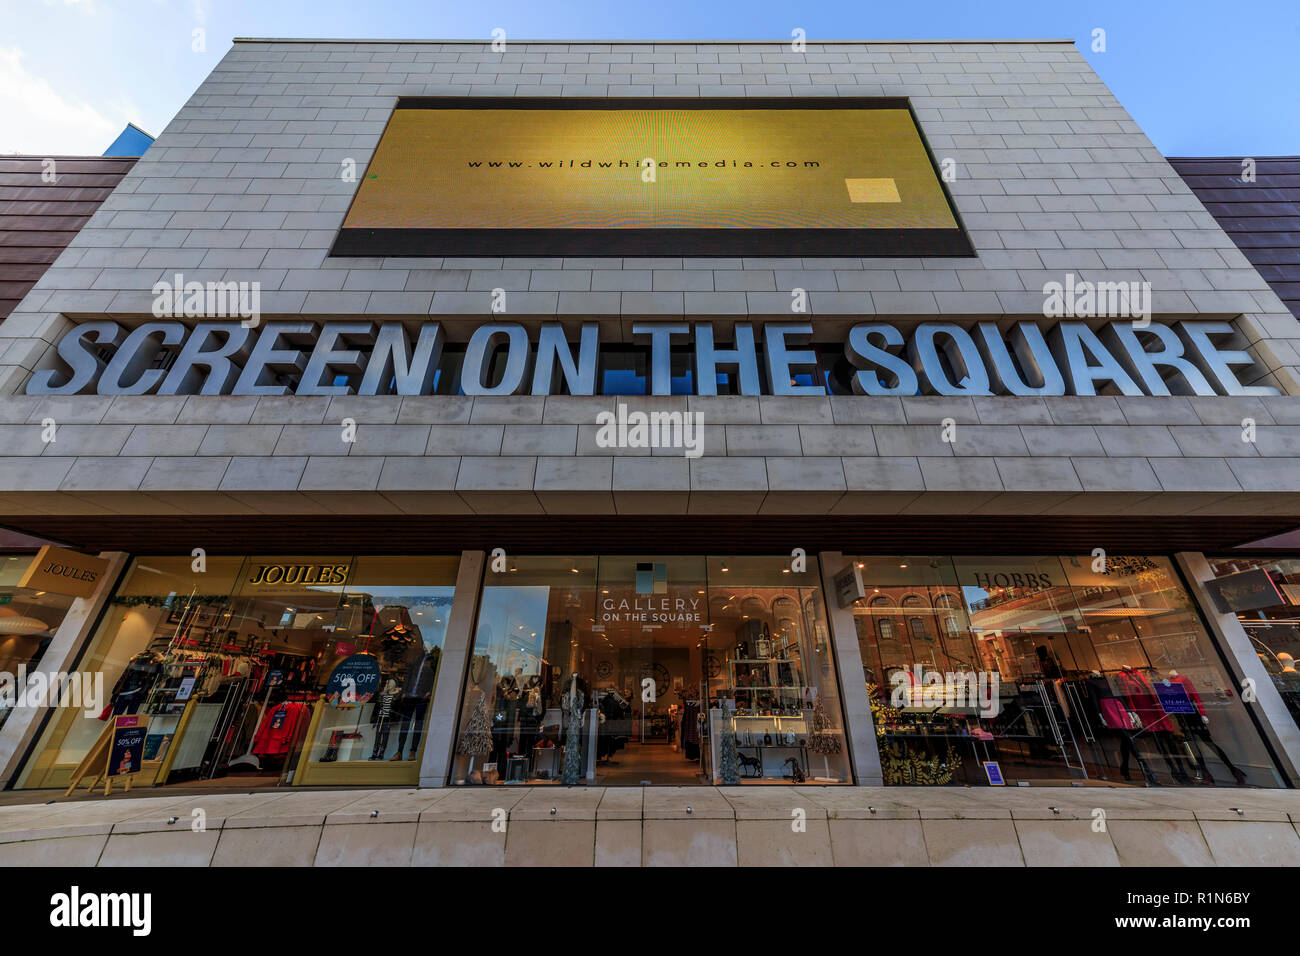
xmin=109 ymin=716 xmax=147 ymax=777
xmin=983 ymin=761 xmax=1005 ymax=786
xmin=325 ymin=653 xmax=381 ymax=708
xmin=1154 ymin=681 xmax=1198 ymax=715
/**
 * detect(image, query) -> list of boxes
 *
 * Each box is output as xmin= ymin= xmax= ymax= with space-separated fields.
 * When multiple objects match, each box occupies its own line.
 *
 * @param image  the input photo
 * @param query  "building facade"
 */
xmin=0 ymin=38 xmax=1299 ymax=795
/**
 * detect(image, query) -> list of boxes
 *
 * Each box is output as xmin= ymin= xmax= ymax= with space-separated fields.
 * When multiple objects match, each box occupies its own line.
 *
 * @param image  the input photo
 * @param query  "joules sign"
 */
xmin=27 ymin=318 xmax=1276 ymax=398
xmin=18 ymin=546 xmax=111 ymax=599
xmin=247 ymin=564 xmax=349 ymax=586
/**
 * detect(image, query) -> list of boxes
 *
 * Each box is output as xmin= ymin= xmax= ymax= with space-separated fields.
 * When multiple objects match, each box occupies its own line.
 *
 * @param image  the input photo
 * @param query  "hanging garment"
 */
xmin=109 ymin=653 xmax=162 ymax=716
xmin=251 ymin=700 xmax=309 ymax=756
xmin=1168 ymin=673 xmax=1207 ymax=718
xmin=1085 ymin=676 xmax=1128 ymax=730
xmin=1115 ymin=668 xmax=1171 ymax=732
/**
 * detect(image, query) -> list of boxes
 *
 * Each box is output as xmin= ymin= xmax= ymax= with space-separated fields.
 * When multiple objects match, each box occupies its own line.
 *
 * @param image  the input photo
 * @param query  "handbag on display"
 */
xmin=1099 ymin=697 xmax=1130 ymax=730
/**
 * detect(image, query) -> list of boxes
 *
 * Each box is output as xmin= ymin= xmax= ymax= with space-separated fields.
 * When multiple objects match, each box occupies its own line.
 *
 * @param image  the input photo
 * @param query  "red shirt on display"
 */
xmin=252 ymin=701 xmax=309 ymax=756
xmin=1115 ymin=668 xmax=1171 ymax=732
xmin=1168 ymin=673 xmax=1207 ymax=718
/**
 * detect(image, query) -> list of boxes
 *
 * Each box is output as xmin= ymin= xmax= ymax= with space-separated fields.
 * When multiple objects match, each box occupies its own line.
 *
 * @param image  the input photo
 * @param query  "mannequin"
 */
xmin=1116 ymin=665 xmax=1193 ymax=783
xmin=492 ymin=674 xmax=521 ymax=767
xmin=394 ymin=645 xmax=439 ymax=761
xmin=369 ymin=679 xmax=399 ymax=760
xmin=515 ymin=675 xmax=543 ymax=761
xmin=1163 ymin=669 xmax=1248 ymax=786
xmin=1085 ymin=670 xmax=1155 ymax=784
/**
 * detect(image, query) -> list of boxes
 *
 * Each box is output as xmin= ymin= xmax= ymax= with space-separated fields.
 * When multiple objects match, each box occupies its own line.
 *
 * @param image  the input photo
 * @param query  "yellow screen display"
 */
xmin=344 ymin=106 xmax=958 ymax=231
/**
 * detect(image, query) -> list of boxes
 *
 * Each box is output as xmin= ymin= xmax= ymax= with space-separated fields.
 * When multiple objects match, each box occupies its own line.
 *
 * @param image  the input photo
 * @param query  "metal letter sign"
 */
xmin=27 ymin=319 xmax=1276 ymax=398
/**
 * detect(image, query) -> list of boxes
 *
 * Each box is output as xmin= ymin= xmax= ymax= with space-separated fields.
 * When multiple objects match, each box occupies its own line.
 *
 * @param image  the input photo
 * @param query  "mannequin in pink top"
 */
xmin=1116 ymin=666 xmax=1194 ymax=784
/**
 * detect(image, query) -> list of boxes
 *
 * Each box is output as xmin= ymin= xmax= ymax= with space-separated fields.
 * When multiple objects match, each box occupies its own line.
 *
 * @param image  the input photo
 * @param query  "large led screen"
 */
xmin=331 ymin=98 xmax=972 ymax=257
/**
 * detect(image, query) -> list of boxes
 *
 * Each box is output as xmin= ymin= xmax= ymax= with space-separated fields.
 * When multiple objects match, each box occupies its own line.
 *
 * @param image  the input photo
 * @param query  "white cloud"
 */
xmin=0 ymin=46 xmax=121 ymax=155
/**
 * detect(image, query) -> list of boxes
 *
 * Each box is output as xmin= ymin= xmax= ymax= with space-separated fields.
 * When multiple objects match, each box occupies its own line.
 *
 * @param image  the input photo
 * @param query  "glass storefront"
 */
xmin=849 ymin=554 xmax=1279 ymax=787
xmin=450 ymin=554 xmax=851 ymax=785
xmin=0 ymin=553 xmax=77 ymax=731
xmin=1207 ymin=556 xmax=1300 ymax=733
xmin=17 ymin=554 xmax=456 ymax=790
xmin=11 ymin=547 xmax=1287 ymax=791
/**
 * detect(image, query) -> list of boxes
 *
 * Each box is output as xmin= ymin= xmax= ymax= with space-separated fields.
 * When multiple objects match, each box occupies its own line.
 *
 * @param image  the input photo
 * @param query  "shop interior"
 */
xmin=452 ymin=555 xmax=850 ymax=786
xmin=1209 ymin=556 xmax=1300 ymax=731
xmin=18 ymin=556 xmax=454 ymax=792
xmin=854 ymin=554 xmax=1280 ymax=788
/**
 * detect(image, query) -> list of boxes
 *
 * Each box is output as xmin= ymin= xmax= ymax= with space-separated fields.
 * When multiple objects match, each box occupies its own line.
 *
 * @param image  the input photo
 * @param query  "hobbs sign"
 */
xmin=28 ymin=318 xmax=1275 ymax=398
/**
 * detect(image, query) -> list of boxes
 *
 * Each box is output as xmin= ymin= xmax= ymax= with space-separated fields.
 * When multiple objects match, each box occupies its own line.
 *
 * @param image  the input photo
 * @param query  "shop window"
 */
xmin=295 ymin=556 xmax=457 ymax=787
xmin=17 ymin=555 xmax=245 ymax=791
xmin=850 ymin=554 xmax=1281 ymax=788
xmin=452 ymin=556 xmax=599 ymax=786
xmin=0 ymin=554 xmax=78 ymax=732
xmin=1208 ymin=556 xmax=1300 ymax=736
xmin=16 ymin=555 xmax=458 ymax=792
xmin=451 ymin=555 xmax=851 ymax=786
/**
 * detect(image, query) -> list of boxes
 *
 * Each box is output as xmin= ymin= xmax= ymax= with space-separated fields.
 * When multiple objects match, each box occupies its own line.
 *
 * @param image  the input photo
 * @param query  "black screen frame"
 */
xmin=329 ymin=96 xmax=976 ymax=259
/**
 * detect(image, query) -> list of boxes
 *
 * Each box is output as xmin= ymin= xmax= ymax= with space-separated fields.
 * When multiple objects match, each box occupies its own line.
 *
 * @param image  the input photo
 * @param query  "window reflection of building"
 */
xmin=1208 ymin=557 xmax=1300 ymax=729
xmin=0 ymin=554 xmax=77 ymax=732
xmin=451 ymin=555 xmax=852 ymax=787
xmin=16 ymin=555 xmax=457 ymax=792
xmin=851 ymin=554 xmax=1280 ymax=790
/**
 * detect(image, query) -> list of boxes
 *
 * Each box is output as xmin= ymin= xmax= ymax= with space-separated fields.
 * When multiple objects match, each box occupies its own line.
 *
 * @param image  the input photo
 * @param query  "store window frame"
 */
xmin=1195 ymin=554 xmax=1300 ymax=788
xmin=12 ymin=554 xmax=460 ymax=793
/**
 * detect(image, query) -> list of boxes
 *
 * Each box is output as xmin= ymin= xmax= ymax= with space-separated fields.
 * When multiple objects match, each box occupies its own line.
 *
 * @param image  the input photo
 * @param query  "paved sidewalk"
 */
xmin=0 ymin=785 xmax=1296 ymax=866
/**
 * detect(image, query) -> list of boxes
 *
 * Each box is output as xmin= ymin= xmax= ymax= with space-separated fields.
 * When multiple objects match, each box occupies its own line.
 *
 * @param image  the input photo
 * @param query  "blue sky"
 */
xmin=2 ymin=0 xmax=1297 ymax=155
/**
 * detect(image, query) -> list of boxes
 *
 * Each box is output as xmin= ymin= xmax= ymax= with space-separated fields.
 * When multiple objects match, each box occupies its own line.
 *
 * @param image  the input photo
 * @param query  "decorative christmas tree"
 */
xmin=808 ymin=698 xmax=842 ymax=755
xmin=562 ymin=676 xmax=584 ymax=785
xmin=807 ymin=697 xmax=842 ymax=779
xmin=718 ymin=724 xmax=741 ymax=785
xmin=457 ymin=690 xmax=492 ymax=781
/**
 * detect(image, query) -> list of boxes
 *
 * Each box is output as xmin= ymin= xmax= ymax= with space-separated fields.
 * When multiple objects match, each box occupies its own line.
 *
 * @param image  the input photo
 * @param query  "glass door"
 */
xmin=592 ymin=556 xmax=710 ymax=786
